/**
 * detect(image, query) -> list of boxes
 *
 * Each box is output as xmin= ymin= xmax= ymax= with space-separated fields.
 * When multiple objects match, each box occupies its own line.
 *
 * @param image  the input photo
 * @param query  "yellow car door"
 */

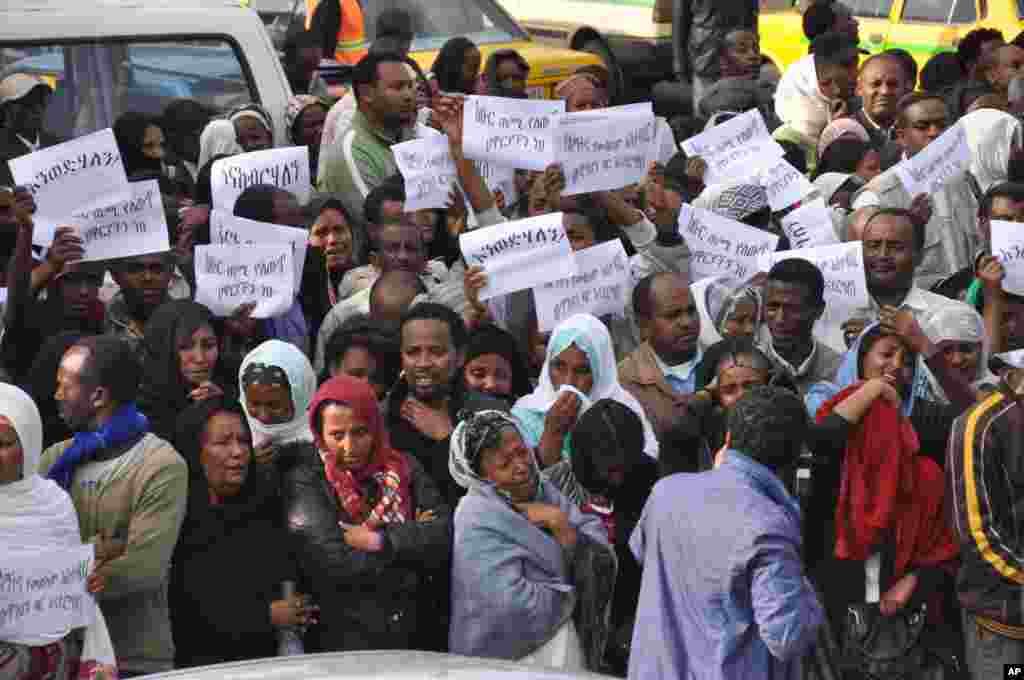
xmin=884 ymin=0 xmax=974 ymax=76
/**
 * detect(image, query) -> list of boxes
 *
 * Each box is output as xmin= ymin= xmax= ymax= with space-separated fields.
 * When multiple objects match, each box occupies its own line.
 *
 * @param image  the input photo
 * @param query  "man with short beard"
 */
xmin=106 ymin=251 xmax=176 ymax=355
xmin=385 ymin=302 xmax=470 ymax=509
xmin=318 ymin=52 xmax=417 ymax=225
xmin=39 ymin=335 xmax=187 ymax=677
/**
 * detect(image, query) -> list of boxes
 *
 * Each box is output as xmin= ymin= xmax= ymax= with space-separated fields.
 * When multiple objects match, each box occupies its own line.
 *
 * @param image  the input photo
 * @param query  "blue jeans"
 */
xmin=962 ymin=611 xmax=1024 ymax=680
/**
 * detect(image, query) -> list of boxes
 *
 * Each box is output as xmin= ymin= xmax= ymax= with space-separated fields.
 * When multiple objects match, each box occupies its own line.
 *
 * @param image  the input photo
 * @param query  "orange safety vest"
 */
xmin=306 ymin=0 xmax=368 ymax=65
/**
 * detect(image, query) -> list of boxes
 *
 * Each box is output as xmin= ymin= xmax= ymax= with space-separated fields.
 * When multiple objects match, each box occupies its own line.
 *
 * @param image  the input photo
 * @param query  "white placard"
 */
xmin=780 ymin=197 xmax=839 ymax=249
xmin=392 ymin=135 xmax=458 ymax=211
xmin=533 ymin=240 xmax=630 ymax=332
xmin=8 ymin=128 xmax=130 ymax=246
xmin=459 ymin=212 xmax=576 ymax=300
xmin=893 ymin=123 xmax=970 ymax=198
xmin=680 ymin=109 xmax=784 ymax=185
xmin=654 ymin=117 xmax=678 ymax=165
xmin=756 ymin=157 xmax=814 ymax=211
xmin=72 ymin=180 xmax=170 ymax=263
xmin=0 ymin=544 xmax=95 ymax=640
xmin=209 ymin=210 xmax=308 ymax=290
xmin=474 ymin=160 xmax=518 ymax=208
xmin=211 ymin=146 xmax=311 ymax=212
xmin=555 ymin=115 xmax=656 ymax=195
xmin=759 ymin=241 xmax=870 ymax=335
xmin=677 ymin=204 xmax=779 ymax=282
xmin=462 ymin=96 xmax=565 ymax=171
xmin=194 ymin=244 xmax=295 ymax=318
xmin=992 ymin=219 xmax=1024 ymax=296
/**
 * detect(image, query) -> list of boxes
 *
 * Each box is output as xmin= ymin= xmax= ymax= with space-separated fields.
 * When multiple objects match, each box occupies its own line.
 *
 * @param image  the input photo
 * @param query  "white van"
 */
xmin=0 ymin=0 xmax=293 ymax=143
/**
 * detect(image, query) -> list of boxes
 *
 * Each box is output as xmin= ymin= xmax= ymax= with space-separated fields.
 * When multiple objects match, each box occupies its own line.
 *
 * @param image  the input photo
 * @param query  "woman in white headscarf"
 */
xmin=961 ymin=108 xmax=1024 ymax=195
xmin=0 ymin=384 xmax=116 ymax=680
xmin=239 ymin=339 xmax=318 ymax=471
xmin=198 ymin=119 xmax=242 ymax=170
xmin=511 ymin=314 xmax=658 ymax=466
xmin=915 ymin=305 xmax=995 ymax=404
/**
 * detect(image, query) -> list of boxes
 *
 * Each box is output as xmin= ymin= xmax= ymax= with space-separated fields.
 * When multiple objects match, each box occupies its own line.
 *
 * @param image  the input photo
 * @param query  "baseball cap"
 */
xmin=0 ymin=74 xmax=52 ymax=106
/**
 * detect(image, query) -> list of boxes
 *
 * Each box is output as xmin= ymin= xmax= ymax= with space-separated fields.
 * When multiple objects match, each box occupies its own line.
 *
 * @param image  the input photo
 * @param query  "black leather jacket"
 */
xmin=281 ymin=451 xmax=451 ymax=652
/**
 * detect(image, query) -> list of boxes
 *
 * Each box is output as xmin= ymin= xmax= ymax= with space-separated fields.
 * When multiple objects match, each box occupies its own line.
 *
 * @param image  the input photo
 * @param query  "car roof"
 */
xmin=143 ymin=651 xmax=615 ymax=680
xmin=0 ymin=2 xmax=261 ymax=41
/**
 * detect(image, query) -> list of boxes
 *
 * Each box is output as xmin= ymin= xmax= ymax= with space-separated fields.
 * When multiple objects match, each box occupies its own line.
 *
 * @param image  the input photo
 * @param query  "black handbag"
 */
xmin=841 ymin=603 xmax=964 ymax=680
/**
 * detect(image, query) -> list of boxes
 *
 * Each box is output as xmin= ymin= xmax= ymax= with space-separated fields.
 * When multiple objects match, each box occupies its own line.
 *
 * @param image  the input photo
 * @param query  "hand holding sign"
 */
xmin=677 ymin=204 xmax=780 ymax=283
xmin=893 ymin=123 xmax=970 ymax=198
xmin=991 ymin=219 xmax=1024 ymax=295
xmin=459 ymin=212 xmax=577 ymax=300
xmin=8 ymin=128 xmax=130 ymax=245
xmin=462 ymin=96 xmax=565 ymax=171
xmin=680 ymin=110 xmax=784 ymax=186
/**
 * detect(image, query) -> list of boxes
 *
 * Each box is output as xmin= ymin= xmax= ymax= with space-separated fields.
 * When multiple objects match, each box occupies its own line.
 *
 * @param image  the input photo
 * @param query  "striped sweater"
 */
xmin=948 ymin=387 xmax=1024 ymax=635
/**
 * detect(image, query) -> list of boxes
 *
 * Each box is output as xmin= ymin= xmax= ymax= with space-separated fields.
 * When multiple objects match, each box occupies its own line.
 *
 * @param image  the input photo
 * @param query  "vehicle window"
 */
xmin=0 ymin=38 xmax=255 ymax=140
xmin=844 ymin=0 xmax=895 ymax=19
xmin=900 ymin=0 xmax=970 ymax=22
xmin=291 ymin=0 xmax=526 ymax=52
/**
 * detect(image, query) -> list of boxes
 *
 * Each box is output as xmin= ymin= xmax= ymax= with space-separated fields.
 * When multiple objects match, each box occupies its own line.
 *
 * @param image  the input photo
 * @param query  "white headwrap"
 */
xmin=511 ymin=313 xmax=659 ymax=459
xmin=198 ymin=119 xmax=242 ymax=169
xmin=239 ymin=340 xmax=317 ymax=449
xmin=961 ymin=109 xmax=1024 ymax=194
xmin=916 ymin=305 xmax=993 ymax=404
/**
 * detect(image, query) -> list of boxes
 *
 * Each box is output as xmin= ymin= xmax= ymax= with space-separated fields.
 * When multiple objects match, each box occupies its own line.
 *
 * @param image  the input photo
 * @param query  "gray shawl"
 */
xmin=448 ymin=412 xmax=615 ymax=667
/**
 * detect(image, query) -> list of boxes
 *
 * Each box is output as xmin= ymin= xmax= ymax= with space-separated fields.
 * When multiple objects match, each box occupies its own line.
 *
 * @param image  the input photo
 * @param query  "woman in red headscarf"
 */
xmin=280 ymin=376 xmax=451 ymax=653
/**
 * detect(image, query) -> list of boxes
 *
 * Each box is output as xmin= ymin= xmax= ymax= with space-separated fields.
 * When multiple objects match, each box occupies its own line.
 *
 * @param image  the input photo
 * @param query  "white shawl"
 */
xmin=961 ymin=109 xmax=1024 ymax=195
xmin=0 ymin=384 xmax=114 ymax=660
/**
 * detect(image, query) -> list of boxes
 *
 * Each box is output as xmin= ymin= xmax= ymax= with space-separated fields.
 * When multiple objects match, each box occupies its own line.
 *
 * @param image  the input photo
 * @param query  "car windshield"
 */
xmin=289 ymin=0 xmax=526 ymax=52
xmin=0 ymin=38 xmax=255 ymax=139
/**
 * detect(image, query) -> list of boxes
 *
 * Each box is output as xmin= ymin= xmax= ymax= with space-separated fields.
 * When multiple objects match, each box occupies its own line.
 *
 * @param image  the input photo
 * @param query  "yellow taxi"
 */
xmin=760 ymin=0 xmax=1024 ymax=76
xmin=263 ymin=0 xmax=602 ymax=99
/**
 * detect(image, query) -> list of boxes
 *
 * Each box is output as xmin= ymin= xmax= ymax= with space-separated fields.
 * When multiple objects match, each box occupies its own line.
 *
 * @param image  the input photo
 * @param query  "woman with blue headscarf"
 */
xmin=511 ymin=314 xmax=658 ymax=468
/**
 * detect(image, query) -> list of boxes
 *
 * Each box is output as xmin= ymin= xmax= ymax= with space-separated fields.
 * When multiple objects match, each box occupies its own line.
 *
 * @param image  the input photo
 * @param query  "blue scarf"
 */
xmin=47 ymin=403 xmax=149 ymax=491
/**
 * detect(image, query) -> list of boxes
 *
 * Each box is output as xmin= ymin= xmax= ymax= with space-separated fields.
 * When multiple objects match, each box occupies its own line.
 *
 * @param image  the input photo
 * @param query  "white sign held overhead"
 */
xmin=780 ymin=197 xmax=839 ymax=249
xmin=194 ymin=244 xmax=295 ymax=318
xmin=893 ymin=123 xmax=970 ymax=198
xmin=392 ymin=136 xmax=458 ymax=211
xmin=462 ymin=96 xmax=565 ymax=171
xmin=756 ymin=157 xmax=815 ymax=211
xmin=555 ymin=115 xmax=656 ymax=195
xmin=459 ymin=212 xmax=576 ymax=300
xmin=677 ymin=204 xmax=779 ymax=283
xmin=72 ymin=180 xmax=170 ymax=263
xmin=0 ymin=544 xmax=96 ymax=641
xmin=679 ymin=109 xmax=784 ymax=185
xmin=8 ymin=128 xmax=130 ymax=246
xmin=209 ymin=210 xmax=308 ymax=290
xmin=211 ymin=146 xmax=311 ymax=212
xmin=533 ymin=240 xmax=631 ymax=332
xmin=991 ymin=219 xmax=1024 ymax=296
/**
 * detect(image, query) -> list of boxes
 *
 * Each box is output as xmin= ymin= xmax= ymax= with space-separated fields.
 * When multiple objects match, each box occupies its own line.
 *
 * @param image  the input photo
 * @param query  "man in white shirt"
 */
xmin=852 ymin=93 xmax=979 ymax=290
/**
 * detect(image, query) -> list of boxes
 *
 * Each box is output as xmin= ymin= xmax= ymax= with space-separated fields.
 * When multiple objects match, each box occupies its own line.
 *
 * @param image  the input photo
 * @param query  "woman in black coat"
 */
xmin=282 ymin=376 xmax=452 ymax=653
xmin=169 ymin=398 xmax=315 ymax=668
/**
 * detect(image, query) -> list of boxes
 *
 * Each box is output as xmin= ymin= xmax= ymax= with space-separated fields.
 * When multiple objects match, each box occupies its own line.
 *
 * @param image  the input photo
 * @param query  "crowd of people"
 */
xmin=3 ymin=1 xmax=1024 ymax=679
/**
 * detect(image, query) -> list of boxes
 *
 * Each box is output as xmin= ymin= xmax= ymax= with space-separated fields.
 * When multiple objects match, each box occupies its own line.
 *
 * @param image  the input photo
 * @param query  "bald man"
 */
xmin=845 ymin=205 xmax=880 ymax=242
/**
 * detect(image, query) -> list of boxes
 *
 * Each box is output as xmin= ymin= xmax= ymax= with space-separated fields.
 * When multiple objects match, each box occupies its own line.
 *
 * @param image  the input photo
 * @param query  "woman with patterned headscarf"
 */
xmin=228 ymin=104 xmax=274 ymax=152
xmin=448 ymin=409 xmax=615 ymax=671
xmin=285 ymin=95 xmax=330 ymax=177
xmin=280 ymin=376 xmax=450 ymax=652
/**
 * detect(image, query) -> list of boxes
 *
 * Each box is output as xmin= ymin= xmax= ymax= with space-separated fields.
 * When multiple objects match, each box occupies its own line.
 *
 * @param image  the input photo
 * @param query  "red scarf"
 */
xmin=310 ymin=376 xmax=413 ymax=527
xmin=817 ymin=384 xmax=959 ymax=579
